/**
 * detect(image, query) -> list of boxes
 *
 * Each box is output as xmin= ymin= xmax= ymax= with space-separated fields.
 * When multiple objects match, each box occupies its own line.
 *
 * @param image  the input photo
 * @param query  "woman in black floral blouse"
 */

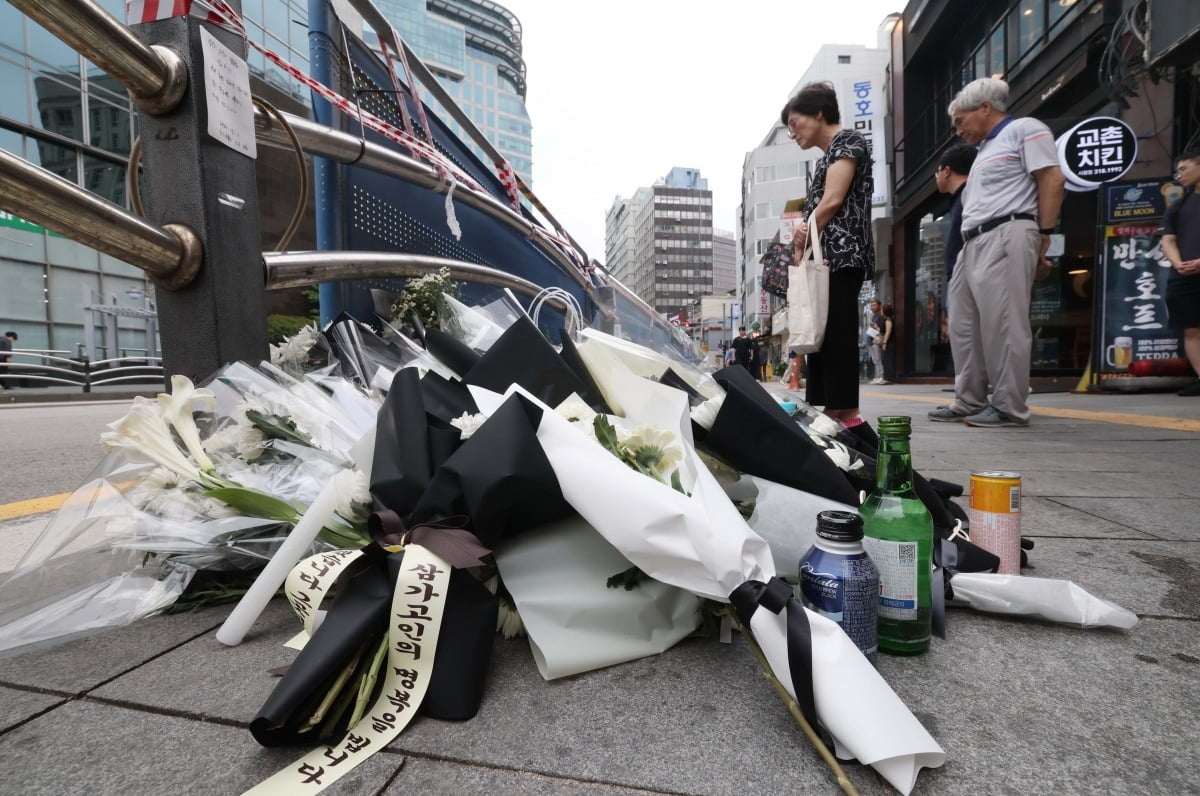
xmin=781 ymin=82 xmax=876 ymax=439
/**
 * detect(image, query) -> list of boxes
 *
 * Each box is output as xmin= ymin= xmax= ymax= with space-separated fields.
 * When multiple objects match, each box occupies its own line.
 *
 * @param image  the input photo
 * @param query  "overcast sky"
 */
xmin=496 ymin=0 xmax=904 ymax=262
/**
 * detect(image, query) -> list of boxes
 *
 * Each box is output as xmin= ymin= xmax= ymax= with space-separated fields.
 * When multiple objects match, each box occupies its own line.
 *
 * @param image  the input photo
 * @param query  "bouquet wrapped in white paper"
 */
xmin=471 ymin=370 xmax=946 ymax=795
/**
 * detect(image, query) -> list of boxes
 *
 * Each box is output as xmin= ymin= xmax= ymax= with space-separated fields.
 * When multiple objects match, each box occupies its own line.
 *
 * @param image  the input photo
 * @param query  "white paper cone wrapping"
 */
xmin=478 ymin=376 xmax=946 ymax=794
xmin=746 ymin=476 xmax=859 ymax=571
xmin=751 ymin=608 xmax=946 ymax=795
xmin=495 ymin=518 xmax=702 ymax=680
xmin=949 ymin=572 xmax=1138 ymax=629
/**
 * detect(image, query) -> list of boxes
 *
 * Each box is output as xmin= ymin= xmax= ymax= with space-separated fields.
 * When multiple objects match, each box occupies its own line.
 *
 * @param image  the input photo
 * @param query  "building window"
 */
xmin=1018 ymin=0 xmax=1045 ymax=60
xmin=838 ymin=55 xmax=851 ymax=64
xmin=988 ymin=23 xmax=1005 ymax=78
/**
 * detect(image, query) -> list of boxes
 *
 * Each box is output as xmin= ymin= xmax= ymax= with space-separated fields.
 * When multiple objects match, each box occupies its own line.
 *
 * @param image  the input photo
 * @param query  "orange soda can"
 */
xmin=968 ymin=471 xmax=1022 ymax=574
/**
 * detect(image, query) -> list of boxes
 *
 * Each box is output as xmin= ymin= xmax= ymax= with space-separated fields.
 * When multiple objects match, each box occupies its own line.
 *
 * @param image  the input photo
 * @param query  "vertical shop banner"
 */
xmin=1097 ymin=223 xmax=1181 ymax=380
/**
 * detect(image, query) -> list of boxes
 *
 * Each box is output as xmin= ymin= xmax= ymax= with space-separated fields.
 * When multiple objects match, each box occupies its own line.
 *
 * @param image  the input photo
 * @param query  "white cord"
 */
xmin=529 ymin=286 xmax=584 ymax=338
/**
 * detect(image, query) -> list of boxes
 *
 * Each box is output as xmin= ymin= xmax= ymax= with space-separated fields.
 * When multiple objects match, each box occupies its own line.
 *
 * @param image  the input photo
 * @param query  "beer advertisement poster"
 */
xmin=1097 ymin=223 xmax=1182 ymax=381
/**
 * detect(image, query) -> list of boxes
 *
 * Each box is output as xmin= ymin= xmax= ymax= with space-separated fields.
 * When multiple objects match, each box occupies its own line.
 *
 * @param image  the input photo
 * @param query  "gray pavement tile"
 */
xmin=1050 ymin=497 xmax=1200 ymax=542
xmin=1019 ymin=537 xmax=1200 ymax=619
xmin=94 ymin=601 xmax=890 ymax=794
xmin=382 ymin=757 xmax=667 ymax=794
xmin=0 ymin=699 xmax=402 ymax=796
xmin=0 ymin=603 xmax=230 ymax=693
xmin=1021 ymin=497 xmax=1155 ymax=540
xmin=924 ymin=449 xmax=1200 ymax=473
xmin=878 ymin=614 xmax=1200 ymax=795
xmin=1005 ymin=470 xmax=1188 ymax=499
xmin=0 ymin=685 xmax=64 ymax=732
xmin=90 ymin=598 xmax=301 ymax=723
xmin=379 ymin=635 xmax=874 ymax=795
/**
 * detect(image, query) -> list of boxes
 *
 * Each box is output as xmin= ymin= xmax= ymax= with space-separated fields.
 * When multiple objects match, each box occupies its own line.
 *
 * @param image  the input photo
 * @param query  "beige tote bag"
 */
xmin=786 ymin=224 xmax=829 ymax=355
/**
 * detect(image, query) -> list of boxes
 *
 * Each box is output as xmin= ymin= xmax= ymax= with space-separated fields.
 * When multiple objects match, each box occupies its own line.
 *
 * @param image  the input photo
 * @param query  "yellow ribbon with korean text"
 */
xmin=243 ymin=544 xmax=450 ymax=795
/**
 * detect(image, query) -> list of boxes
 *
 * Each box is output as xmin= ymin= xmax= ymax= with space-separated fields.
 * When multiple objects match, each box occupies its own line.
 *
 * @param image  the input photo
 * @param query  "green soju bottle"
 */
xmin=859 ymin=415 xmax=933 ymax=655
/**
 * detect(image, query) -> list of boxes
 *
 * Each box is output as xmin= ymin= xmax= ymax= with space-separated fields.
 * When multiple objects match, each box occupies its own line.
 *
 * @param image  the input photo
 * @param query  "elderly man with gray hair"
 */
xmin=927 ymin=77 xmax=1065 ymax=427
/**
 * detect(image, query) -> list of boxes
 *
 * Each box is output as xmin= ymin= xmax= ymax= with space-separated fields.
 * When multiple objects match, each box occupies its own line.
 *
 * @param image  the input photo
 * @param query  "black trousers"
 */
xmin=806 ymin=268 xmax=866 ymax=411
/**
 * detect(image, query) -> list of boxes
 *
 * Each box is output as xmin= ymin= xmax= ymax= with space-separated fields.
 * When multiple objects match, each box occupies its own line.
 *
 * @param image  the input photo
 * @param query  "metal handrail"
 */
xmin=0 ymin=150 xmax=202 ymax=289
xmin=6 ymin=0 xmax=187 ymax=115
xmin=263 ymin=251 xmax=576 ymax=314
xmin=253 ymin=107 xmax=593 ymax=297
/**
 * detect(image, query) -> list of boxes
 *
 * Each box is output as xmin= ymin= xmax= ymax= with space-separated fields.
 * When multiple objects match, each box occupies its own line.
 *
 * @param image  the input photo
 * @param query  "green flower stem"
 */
xmin=727 ymin=610 xmax=859 ymax=796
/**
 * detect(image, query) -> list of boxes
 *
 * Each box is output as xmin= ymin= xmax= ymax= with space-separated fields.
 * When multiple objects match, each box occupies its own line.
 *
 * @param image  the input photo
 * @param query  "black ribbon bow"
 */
xmin=730 ymin=577 xmax=819 ymax=732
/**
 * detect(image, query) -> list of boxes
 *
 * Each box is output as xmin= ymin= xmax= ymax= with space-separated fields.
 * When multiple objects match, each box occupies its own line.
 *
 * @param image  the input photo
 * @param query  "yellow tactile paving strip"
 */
xmin=874 ymin=391 xmax=1200 ymax=433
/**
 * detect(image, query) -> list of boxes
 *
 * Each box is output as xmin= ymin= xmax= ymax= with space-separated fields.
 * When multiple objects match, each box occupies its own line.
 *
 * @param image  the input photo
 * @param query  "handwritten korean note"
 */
xmin=200 ymin=27 xmax=257 ymax=159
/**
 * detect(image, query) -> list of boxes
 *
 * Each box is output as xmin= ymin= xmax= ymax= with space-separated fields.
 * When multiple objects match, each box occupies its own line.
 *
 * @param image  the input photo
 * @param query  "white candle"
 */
xmin=215 ymin=478 xmax=343 ymax=646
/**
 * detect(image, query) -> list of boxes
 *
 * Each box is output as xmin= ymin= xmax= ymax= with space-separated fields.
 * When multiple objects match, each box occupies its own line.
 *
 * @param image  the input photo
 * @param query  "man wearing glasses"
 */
xmin=935 ymin=143 xmax=978 ymax=294
xmin=927 ymin=77 xmax=1065 ymax=427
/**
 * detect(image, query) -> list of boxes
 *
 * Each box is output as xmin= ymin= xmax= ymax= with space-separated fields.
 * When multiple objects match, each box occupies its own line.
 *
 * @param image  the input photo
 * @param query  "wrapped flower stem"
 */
xmin=729 ymin=608 xmax=858 ymax=796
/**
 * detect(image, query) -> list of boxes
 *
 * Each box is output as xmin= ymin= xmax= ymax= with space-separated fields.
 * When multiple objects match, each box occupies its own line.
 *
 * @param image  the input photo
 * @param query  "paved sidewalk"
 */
xmin=1 ymin=381 xmax=1198 ymax=795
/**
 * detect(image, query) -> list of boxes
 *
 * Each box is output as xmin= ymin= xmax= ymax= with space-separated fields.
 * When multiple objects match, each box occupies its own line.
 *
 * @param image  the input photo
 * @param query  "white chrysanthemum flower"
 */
xmin=101 ymin=396 xmax=205 ymax=484
xmin=809 ymin=413 xmax=840 ymax=439
xmin=821 ymin=441 xmax=865 ymax=473
xmin=450 ymin=412 xmax=487 ymax=439
xmin=203 ymin=420 xmax=267 ymax=461
xmin=497 ymin=600 xmax=525 ymax=638
xmin=554 ymin=394 xmax=597 ymax=426
xmin=142 ymin=466 xmax=181 ymax=492
xmin=332 ymin=468 xmax=372 ymax=521
xmin=270 ymin=324 xmax=320 ymax=368
xmin=199 ymin=497 xmax=243 ymax=518
xmin=690 ymin=393 xmax=725 ymax=431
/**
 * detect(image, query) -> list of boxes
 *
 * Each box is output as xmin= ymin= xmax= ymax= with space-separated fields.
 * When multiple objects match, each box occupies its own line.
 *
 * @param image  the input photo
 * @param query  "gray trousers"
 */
xmin=947 ymin=219 xmax=1039 ymax=421
xmin=868 ymin=341 xmax=884 ymax=380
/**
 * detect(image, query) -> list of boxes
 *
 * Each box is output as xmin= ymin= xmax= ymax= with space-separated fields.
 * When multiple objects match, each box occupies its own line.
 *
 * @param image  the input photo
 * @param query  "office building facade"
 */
xmin=606 ymin=168 xmax=715 ymax=320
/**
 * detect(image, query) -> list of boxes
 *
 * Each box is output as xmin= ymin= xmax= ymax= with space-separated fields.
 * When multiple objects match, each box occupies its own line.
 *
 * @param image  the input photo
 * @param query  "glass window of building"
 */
xmin=989 ymin=23 xmax=1006 ymax=78
xmin=0 ymin=56 xmax=31 ymax=124
xmin=1050 ymin=0 xmax=1077 ymax=29
xmin=1018 ymin=0 xmax=1045 ymax=60
xmin=973 ymin=45 xmax=987 ymax=81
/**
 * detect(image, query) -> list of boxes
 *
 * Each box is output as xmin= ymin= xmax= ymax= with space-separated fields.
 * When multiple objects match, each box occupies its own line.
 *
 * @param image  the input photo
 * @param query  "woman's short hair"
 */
xmin=781 ymin=82 xmax=841 ymax=126
xmin=948 ymin=77 xmax=1009 ymax=117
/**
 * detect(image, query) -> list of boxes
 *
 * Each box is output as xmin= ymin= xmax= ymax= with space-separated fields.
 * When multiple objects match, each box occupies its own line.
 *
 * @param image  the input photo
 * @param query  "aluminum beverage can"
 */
xmin=968 ymin=471 xmax=1022 ymax=574
xmin=799 ymin=511 xmax=879 ymax=663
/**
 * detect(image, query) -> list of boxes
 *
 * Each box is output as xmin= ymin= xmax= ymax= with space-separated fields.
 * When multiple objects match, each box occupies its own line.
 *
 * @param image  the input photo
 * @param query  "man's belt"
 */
xmin=962 ymin=213 xmax=1036 ymax=242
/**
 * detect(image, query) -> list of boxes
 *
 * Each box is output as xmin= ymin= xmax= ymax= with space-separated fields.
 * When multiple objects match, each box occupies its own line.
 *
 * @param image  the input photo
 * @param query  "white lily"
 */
xmin=689 ymin=393 xmax=725 ymax=431
xmin=157 ymin=375 xmax=217 ymax=473
xmin=101 ymin=397 xmax=206 ymax=485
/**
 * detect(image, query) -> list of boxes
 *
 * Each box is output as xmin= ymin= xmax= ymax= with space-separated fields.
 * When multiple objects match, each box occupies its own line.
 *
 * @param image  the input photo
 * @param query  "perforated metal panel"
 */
xmin=307 ymin=4 xmax=589 ymax=327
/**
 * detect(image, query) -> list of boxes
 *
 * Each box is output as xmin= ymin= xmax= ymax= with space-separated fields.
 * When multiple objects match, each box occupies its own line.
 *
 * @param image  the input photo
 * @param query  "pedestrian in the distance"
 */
xmin=730 ymin=326 xmax=753 ymax=375
xmin=0 ymin=331 xmax=16 ymax=391
xmin=867 ymin=298 xmax=886 ymax=384
xmin=781 ymin=81 xmax=876 ymax=446
xmin=928 ymin=77 xmax=1065 ymax=428
xmin=1162 ymin=147 xmax=1200 ymax=396
xmin=878 ymin=303 xmax=895 ymax=384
